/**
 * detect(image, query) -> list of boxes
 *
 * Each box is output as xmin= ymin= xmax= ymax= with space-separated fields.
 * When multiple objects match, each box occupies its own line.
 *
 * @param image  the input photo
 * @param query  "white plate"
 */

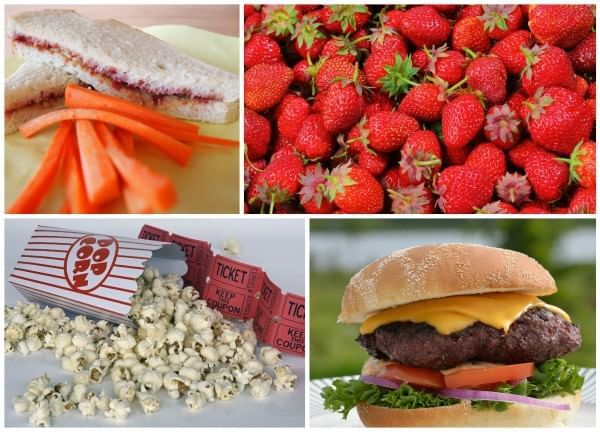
xmin=310 ymin=369 xmax=596 ymax=427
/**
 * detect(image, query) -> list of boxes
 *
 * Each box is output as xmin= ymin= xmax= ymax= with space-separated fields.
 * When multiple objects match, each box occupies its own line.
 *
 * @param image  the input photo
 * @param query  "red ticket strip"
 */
xmin=139 ymin=225 xmax=305 ymax=356
xmin=10 ymin=225 xmax=177 ymax=324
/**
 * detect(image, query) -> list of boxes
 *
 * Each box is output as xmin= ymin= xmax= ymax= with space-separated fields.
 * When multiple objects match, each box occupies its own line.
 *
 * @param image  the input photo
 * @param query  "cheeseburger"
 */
xmin=322 ymin=244 xmax=584 ymax=427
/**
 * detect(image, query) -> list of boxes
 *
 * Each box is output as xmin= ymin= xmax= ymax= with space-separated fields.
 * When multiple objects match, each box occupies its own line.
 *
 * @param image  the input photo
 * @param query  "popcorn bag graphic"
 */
xmin=8 ymin=225 xmax=186 ymax=325
xmin=139 ymin=225 xmax=305 ymax=356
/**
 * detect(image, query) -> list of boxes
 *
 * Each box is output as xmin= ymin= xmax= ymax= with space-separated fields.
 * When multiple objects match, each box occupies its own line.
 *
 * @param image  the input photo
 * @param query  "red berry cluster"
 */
xmin=243 ymin=4 xmax=596 ymax=214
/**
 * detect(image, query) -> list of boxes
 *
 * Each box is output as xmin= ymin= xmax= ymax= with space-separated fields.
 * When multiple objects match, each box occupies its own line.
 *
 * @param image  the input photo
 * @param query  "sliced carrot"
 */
xmin=114 ymin=128 xmax=135 ymax=156
xmin=65 ymin=84 xmax=198 ymax=133
xmin=20 ymin=109 xmax=192 ymax=166
xmin=75 ymin=120 xmax=120 ymax=206
xmin=7 ymin=121 xmax=73 ymax=214
xmin=64 ymin=128 xmax=96 ymax=214
xmin=95 ymin=122 xmax=176 ymax=212
xmin=122 ymin=186 xmax=153 ymax=213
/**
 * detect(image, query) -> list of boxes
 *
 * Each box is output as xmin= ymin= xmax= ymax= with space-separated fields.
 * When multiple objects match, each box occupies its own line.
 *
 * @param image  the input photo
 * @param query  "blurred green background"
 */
xmin=310 ymin=219 xmax=596 ymax=379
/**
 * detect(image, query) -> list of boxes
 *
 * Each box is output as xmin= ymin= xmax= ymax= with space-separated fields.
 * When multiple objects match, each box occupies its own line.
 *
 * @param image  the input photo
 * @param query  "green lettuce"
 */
xmin=321 ymin=359 xmax=584 ymax=417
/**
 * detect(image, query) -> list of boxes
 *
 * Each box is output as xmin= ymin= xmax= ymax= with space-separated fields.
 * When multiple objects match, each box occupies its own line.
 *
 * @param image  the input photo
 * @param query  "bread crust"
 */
xmin=339 ymin=244 xmax=556 ymax=323
xmin=356 ymin=392 xmax=580 ymax=427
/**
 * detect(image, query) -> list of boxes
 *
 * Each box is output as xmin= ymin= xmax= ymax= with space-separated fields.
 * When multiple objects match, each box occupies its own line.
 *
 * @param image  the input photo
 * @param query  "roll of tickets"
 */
xmin=8 ymin=225 xmax=186 ymax=325
xmin=138 ymin=225 xmax=305 ymax=356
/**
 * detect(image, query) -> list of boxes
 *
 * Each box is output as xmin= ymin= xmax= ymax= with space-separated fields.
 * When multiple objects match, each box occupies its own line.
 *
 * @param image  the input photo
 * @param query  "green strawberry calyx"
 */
xmin=293 ymin=16 xmax=325 ymax=49
xmin=484 ymin=103 xmax=521 ymax=144
xmin=380 ymin=54 xmax=420 ymax=98
xmin=399 ymin=148 xmax=441 ymax=182
xmin=253 ymin=181 xmax=293 ymax=214
xmin=522 ymin=86 xmax=553 ymax=124
xmin=327 ymin=5 xmax=369 ymax=32
xmin=263 ymin=5 xmax=300 ymax=38
xmin=324 ymin=162 xmax=357 ymax=201
xmin=479 ymin=5 xmax=517 ymax=32
xmin=298 ymin=164 xmax=331 ymax=207
xmin=520 ymin=44 xmax=547 ymax=80
xmin=388 ymin=184 xmax=430 ymax=214
xmin=556 ymin=140 xmax=587 ymax=184
xmin=423 ymin=44 xmax=450 ymax=75
xmin=475 ymin=200 xmax=510 ymax=214
xmin=495 ymin=172 xmax=532 ymax=205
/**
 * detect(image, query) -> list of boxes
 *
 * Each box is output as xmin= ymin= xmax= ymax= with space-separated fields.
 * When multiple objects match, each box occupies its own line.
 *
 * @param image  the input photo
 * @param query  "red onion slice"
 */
xmin=437 ymin=388 xmax=571 ymax=411
xmin=360 ymin=374 xmax=402 ymax=389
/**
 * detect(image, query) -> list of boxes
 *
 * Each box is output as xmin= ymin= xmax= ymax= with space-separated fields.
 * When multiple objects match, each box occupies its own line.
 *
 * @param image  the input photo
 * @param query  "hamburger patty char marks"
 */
xmin=357 ymin=308 xmax=582 ymax=370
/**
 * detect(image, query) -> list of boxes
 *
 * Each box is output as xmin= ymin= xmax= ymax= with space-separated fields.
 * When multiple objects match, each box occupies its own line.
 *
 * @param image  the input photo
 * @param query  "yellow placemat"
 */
xmin=5 ymin=25 xmax=240 ymax=214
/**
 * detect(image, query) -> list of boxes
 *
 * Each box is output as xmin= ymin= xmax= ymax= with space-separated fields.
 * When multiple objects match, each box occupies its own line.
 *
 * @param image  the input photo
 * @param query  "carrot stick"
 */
xmin=122 ymin=186 xmax=153 ymax=213
xmin=75 ymin=120 xmax=120 ymax=206
xmin=7 ymin=121 xmax=73 ymax=214
xmin=65 ymin=84 xmax=198 ymax=133
xmin=95 ymin=122 xmax=176 ymax=212
xmin=20 ymin=108 xmax=192 ymax=166
xmin=64 ymin=128 xmax=96 ymax=214
xmin=196 ymin=134 xmax=239 ymax=147
xmin=158 ymin=127 xmax=238 ymax=147
xmin=114 ymin=128 xmax=134 ymax=156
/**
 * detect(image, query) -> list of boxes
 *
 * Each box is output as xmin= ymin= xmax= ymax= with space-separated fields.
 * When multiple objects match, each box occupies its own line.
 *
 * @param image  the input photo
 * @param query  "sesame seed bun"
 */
xmin=338 ymin=244 xmax=556 ymax=323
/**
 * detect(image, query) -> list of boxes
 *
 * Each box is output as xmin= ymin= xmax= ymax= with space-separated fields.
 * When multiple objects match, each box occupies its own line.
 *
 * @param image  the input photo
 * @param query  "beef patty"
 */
xmin=356 ymin=308 xmax=581 ymax=370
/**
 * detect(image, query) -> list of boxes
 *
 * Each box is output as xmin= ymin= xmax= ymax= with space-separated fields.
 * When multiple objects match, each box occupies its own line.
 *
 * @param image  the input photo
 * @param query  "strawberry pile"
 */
xmin=244 ymin=4 xmax=596 ymax=214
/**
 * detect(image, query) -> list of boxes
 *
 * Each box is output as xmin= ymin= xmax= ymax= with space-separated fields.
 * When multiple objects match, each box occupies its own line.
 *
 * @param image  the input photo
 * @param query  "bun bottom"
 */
xmin=357 ymin=392 xmax=580 ymax=427
xmin=5 ymin=97 xmax=64 ymax=135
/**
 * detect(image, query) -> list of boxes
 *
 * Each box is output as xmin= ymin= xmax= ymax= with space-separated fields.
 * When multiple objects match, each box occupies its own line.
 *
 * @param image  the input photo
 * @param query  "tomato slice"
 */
xmin=377 ymin=363 xmax=445 ymax=389
xmin=443 ymin=362 xmax=535 ymax=389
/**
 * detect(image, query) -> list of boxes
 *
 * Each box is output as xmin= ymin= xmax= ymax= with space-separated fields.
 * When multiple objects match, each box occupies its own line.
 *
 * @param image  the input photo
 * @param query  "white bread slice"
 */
xmin=8 ymin=9 xmax=239 ymax=123
xmin=5 ymin=61 xmax=78 ymax=134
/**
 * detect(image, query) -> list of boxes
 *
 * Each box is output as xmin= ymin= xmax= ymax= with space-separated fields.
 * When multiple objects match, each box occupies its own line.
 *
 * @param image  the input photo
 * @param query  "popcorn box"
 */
xmin=9 ymin=225 xmax=186 ymax=325
xmin=139 ymin=225 xmax=305 ymax=356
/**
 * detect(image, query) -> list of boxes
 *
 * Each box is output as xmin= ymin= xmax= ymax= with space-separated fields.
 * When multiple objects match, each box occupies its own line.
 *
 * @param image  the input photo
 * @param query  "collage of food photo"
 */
xmin=2 ymin=2 xmax=598 ymax=430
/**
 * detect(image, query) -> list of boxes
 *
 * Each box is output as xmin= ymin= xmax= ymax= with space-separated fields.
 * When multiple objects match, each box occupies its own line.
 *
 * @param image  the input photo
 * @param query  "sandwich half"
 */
xmin=8 ymin=9 xmax=239 ymax=124
xmin=5 ymin=61 xmax=78 ymax=135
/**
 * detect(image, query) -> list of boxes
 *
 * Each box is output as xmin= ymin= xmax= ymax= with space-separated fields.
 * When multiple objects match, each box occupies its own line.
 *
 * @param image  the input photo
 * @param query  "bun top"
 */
xmin=338 ymin=244 xmax=556 ymax=323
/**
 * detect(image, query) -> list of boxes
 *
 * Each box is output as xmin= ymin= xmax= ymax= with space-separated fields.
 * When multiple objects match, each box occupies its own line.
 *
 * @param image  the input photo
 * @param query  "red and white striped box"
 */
xmin=8 ymin=225 xmax=186 ymax=325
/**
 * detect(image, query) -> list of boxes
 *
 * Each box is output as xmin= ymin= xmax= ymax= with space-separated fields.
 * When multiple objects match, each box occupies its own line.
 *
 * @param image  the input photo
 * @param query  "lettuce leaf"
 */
xmin=322 ymin=359 xmax=584 ymax=417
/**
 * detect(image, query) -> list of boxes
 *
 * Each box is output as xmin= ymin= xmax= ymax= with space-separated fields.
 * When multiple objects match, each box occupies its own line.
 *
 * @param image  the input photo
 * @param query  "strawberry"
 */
xmin=569 ymin=33 xmax=595 ymax=74
xmin=321 ymin=34 xmax=361 ymax=63
xmin=495 ymin=172 xmax=532 ymax=206
xmin=321 ymin=67 xmax=366 ymax=133
xmin=380 ymin=167 xmax=405 ymax=191
xmin=245 ymin=63 xmax=293 ymax=112
xmin=477 ymin=201 xmax=518 ymax=214
xmin=442 ymin=94 xmax=485 ymax=149
xmin=357 ymin=150 xmax=389 ymax=177
xmin=244 ymin=12 xmax=264 ymax=35
xmin=272 ymin=133 xmax=294 ymax=153
xmin=573 ymin=75 xmax=589 ymax=98
xmin=465 ymin=56 xmax=507 ymax=105
xmin=369 ymin=28 xmax=408 ymax=58
xmin=520 ymin=202 xmax=551 ymax=214
xmin=315 ymin=57 xmax=364 ymax=93
xmin=445 ymin=146 xmax=470 ymax=166
xmin=557 ymin=140 xmax=596 ymax=189
xmin=435 ymin=165 xmax=493 ymax=214
xmin=433 ymin=5 xmax=460 ymax=15
xmin=244 ymin=158 xmax=266 ymax=190
xmin=568 ymin=187 xmax=596 ymax=214
xmin=388 ymin=183 xmax=435 ymax=214
xmin=479 ymin=5 xmax=523 ymax=40
xmin=320 ymin=5 xmax=370 ymax=34
xmin=489 ymin=30 xmax=533 ymax=75
xmin=294 ymin=114 xmax=333 ymax=161
xmin=508 ymin=139 xmax=544 ymax=168
xmin=464 ymin=142 xmax=507 ymax=185
xmin=398 ymin=6 xmax=451 ymax=48
xmin=292 ymin=59 xmax=310 ymax=86
xmin=521 ymin=87 xmax=593 ymax=155
xmin=298 ymin=164 xmax=336 ymax=214
xmin=587 ymin=83 xmax=596 ymax=99
xmin=349 ymin=112 xmax=419 ymax=153
xmin=325 ymin=162 xmax=384 ymax=213
xmin=383 ymin=9 xmax=405 ymax=31
xmin=292 ymin=16 xmax=327 ymax=61
xmin=262 ymin=5 xmax=301 ymax=40
xmin=248 ymin=153 xmax=304 ymax=213
xmin=520 ymin=45 xmax=576 ymax=96
xmin=276 ymin=94 xmax=311 ymax=140
xmin=244 ymin=108 xmax=271 ymax=161
xmin=452 ymin=17 xmax=491 ymax=54
xmin=244 ymin=5 xmax=259 ymax=18
xmin=400 ymin=130 xmax=442 ymax=182
xmin=524 ymin=152 xmax=569 ymax=202
xmin=528 ymin=5 xmax=594 ymax=49
xmin=244 ymin=34 xmax=282 ymax=68
xmin=364 ymin=91 xmax=394 ymax=117
xmin=483 ymin=104 xmax=521 ymax=149
xmin=506 ymin=91 xmax=527 ymax=120
xmin=457 ymin=5 xmax=483 ymax=21
xmin=412 ymin=44 xmax=465 ymax=85
xmin=398 ymin=81 xmax=446 ymax=122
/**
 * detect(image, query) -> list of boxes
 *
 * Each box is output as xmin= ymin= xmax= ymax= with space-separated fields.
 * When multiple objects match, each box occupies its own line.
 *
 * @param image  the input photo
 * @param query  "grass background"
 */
xmin=310 ymin=219 xmax=596 ymax=379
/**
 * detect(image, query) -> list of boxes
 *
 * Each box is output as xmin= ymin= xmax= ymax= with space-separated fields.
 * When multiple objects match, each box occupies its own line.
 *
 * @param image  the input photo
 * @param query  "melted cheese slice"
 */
xmin=360 ymin=293 xmax=570 ymax=336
